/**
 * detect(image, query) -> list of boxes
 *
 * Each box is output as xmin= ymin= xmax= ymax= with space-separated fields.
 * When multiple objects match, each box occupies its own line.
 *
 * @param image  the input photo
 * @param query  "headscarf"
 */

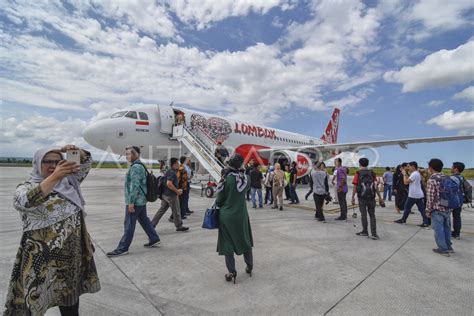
xmin=216 ymin=154 xmax=248 ymax=193
xmin=30 ymin=148 xmax=85 ymax=210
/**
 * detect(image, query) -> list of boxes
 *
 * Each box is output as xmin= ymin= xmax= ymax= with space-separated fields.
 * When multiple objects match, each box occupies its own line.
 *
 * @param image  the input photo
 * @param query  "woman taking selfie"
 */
xmin=4 ymin=145 xmax=100 ymax=316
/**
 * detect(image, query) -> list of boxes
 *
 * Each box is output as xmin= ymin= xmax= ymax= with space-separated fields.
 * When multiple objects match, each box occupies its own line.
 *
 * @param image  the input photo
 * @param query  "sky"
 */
xmin=0 ymin=0 xmax=473 ymax=167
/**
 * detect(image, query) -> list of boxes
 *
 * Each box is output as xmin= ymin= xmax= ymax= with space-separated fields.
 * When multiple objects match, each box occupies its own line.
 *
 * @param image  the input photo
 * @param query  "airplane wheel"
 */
xmin=205 ymin=186 xmax=214 ymax=198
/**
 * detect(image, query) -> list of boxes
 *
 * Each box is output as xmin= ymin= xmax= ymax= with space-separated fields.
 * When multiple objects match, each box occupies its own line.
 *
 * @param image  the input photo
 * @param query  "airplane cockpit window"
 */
xmin=110 ymin=111 xmax=127 ymax=118
xmin=139 ymin=112 xmax=148 ymax=120
xmin=125 ymin=111 xmax=138 ymax=119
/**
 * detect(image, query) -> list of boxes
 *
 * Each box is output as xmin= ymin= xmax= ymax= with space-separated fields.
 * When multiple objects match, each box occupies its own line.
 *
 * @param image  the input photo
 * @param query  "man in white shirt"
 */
xmin=394 ymin=161 xmax=430 ymax=228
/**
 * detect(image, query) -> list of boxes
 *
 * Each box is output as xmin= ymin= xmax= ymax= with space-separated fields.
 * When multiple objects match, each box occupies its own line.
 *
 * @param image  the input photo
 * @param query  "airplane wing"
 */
xmin=257 ymin=135 xmax=474 ymax=153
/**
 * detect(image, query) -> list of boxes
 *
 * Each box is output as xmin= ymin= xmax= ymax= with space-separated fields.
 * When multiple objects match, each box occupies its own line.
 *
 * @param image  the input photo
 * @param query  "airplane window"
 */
xmin=139 ymin=112 xmax=148 ymax=120
xmin=110 ymin=111 xmax=127 ymax=118
xmin=125 ymin=111 xmax=138 ymax=119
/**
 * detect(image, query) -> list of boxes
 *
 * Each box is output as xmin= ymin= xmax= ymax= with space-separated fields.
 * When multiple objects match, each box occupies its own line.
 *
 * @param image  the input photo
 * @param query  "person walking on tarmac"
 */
xmin=108 ymin=146 xmax=161 ymax=257
xmin=216 ymin=154 xmax=254 ymax=284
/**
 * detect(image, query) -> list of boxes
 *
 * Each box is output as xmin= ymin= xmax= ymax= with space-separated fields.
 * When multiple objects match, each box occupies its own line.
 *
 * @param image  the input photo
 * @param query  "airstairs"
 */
xmin=172 ymin=124 xmax=224 ymax=181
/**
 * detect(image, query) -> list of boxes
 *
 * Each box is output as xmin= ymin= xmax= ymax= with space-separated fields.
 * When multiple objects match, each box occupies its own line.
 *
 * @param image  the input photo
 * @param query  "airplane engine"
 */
xmin=269 ymin=150 xmax=312 ymax=178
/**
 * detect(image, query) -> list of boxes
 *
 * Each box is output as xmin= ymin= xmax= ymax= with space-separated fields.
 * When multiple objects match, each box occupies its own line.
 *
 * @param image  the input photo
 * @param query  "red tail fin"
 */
xmin=321 ymin=108 xmax=340 ymax=144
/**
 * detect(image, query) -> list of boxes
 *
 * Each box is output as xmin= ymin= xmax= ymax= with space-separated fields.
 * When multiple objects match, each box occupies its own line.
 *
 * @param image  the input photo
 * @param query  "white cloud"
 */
xmin=72 ymin=0 xmax=178 ymax=39
xmin=0 ymin=112 xmax=91 ymax=157
xmin=427 ymin=110 xmax=474 ymax=134
xmin=453 ymin=86 xmax=474 ymax=104
xmin=409 ymin=0 xmax=473 ymax=33
xmin=0 ymin=0 xmax=385 ymax=127
xmin=384 ymin=41 xmax=474 ymax=92
xmin=168 ymin=0 xmax=289 ymax=29
xmin=377 ymin=0 xmax=474 ymax=42
xmin=427 ymin=100 xmax=444 ymax=107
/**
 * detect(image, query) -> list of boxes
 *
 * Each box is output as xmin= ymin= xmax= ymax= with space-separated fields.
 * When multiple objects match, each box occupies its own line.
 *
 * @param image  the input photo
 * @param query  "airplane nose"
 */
xmin=82 ymin=122 xmax=106 ymax=149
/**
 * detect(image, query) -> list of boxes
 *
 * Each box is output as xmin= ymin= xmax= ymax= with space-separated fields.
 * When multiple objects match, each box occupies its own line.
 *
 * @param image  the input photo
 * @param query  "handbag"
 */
xmin=202 ymin=201 xmax=219 ymax=229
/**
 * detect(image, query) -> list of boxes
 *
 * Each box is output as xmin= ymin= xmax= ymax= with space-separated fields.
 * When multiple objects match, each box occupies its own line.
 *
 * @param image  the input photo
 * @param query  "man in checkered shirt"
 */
xmin=426 ymin=158 xmax=454 ymax=257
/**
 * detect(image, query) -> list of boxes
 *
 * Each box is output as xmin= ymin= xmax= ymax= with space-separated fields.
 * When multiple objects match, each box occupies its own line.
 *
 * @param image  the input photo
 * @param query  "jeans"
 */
xmin=186 ymin=182 xmax=191 ymax=212
xmin=284 ymin=185 xmax=291 ymax=200
xmin=179 ymin=187 xmax=189 ymax=218
xmin=290 ymin=184 xmax=299 ymax=203
xmin=452 ymin=207 xmax=462 ymax=237
xmin=152 ymin=194 xmax=182 ymax=228
xmin=314 ymin=193 xmax=325 ymax=220
xmin=225 ymin=250 xmax=253 ymax=274
xmin=264 ymin=186 xmax=273 ymax=204
xmin=251 ymin=188 xmax=263 ymax=207
xmin=402 ymin=197 xmax=429 ymax=225
xmin=117 ymin=205 xmax=160 ymax=252
xmin=383 ymin=184 xmax=392 ymax=201
xmin=358 ymin=198 xmax=376 ymax=235
xmin=337 ymin=191 xmax=348 ymax=219
xmin=431 ymin=210 xmax=452 ymax=252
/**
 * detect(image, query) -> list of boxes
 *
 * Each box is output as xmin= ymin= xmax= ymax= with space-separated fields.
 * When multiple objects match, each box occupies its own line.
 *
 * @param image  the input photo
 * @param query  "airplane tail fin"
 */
xmin=320 ymin=108 xmax=340 ymax=144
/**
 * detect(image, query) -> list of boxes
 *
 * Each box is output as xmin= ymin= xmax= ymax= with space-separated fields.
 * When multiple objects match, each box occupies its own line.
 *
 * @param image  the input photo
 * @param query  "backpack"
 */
xmin=462 ymin=178 xmax=472 ymax=204
xmin=454 ymin=175 xmax=472 ymax=204
xmin=156 ymin=175 xmax=167 ymax=200
xmin=135 ymin=162 xmax=159 ymax=202
xmin=438 ymin=175 xmax=463 ymax=209
xmin=356 ymin=170 xmax=376 ymax=200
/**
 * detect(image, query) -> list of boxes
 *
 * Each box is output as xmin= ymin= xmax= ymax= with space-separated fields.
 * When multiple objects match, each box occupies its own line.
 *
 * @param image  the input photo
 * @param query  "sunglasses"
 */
xmin=42 ymin=159 xmax=62 ymax=166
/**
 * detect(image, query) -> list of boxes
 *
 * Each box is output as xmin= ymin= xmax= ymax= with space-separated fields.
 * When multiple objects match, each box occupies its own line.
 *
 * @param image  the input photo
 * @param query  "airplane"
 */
xmin=83 ymin=104 xmax=473 ymax=185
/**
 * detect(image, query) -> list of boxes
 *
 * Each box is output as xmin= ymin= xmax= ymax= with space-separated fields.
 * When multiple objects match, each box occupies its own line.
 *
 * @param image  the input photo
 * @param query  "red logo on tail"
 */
xmin=321 ymin=108 xmax=340 ymax=144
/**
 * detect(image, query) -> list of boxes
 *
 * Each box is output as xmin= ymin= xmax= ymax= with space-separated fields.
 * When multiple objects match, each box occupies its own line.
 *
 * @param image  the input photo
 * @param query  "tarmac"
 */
xmin=0 ymin=167 xmax=473 ymax=316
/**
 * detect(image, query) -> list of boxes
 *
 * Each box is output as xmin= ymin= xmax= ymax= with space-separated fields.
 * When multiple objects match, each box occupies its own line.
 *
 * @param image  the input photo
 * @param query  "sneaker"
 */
xmin=279 ymin=206 xmax=283 ymax=211
xmin=187 ymin=210 xmax=194 ymax=214
xmin=168 ymin=217 xmax=174 ymax=223
xmin=252 ymin=206 xmax=257 ymax=208
xmin=144 ymin=240 xmax=161 ymax=248
xmin=259 ymin=205 xmax=263 ymax=208
xmin=317 ymin=218 xmax=326 ymax=223
xmin=394 ymin=219 xmax=406 ymax=224
xmin=181 ymin=216 xmax=187 ymax=220
xmin=448 ymin=247 xmax=455 ymax=253
xmin=106 ymin=249 xmax=129 ymax=257
xmin=356 ymin=231 xmax=369 ymax=237
xmin=418 ymin=223 xmax=430 ymax=229
xmin=371 ymin=234 xmax=379 ymax=240
xmin=335 ymin=217 xmax=347 ymax=221
xmin=432 ymin=248 xmax=450 ymax=257
xmin=176 ymin=226 xmax=189 ymax=232
xmin=454 ymin=236 xmax=461 ymax=240
xmin=271 ymin=206 xmax=278 ymax=209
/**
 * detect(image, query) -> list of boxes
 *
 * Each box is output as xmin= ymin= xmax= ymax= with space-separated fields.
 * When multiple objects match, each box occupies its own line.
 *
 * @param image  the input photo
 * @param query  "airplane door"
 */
xmin=158 ymin=105 xmax=175 ymax=133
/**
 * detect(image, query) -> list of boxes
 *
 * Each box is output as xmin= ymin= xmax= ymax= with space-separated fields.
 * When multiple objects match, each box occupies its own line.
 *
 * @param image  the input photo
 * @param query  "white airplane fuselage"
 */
xmin=83 ymin=105 xmax=336 ymax=177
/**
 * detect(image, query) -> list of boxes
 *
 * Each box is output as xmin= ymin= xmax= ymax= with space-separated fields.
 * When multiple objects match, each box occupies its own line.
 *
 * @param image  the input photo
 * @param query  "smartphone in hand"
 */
xmin=66 ymin=149 xmax=81 ymax=165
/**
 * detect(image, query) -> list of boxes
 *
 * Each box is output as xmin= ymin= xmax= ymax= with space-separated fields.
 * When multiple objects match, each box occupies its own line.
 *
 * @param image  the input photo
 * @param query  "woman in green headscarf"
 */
xmin=216 ymin=154 xmax=254 ymax=284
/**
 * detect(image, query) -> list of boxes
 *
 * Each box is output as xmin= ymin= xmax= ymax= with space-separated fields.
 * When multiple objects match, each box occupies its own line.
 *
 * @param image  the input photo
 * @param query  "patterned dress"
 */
xmin=4 ymin=156 xmax=100 ymax=316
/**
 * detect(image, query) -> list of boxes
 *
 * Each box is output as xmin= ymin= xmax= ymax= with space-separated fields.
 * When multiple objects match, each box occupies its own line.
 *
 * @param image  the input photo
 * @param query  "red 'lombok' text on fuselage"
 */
xmin=234 ymin=122 xmax=276 ymax=139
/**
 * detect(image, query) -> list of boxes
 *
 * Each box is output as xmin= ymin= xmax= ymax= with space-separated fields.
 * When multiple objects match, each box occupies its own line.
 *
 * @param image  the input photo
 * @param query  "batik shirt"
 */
xmin=13 ymin=154 xmax=92 ymax=232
